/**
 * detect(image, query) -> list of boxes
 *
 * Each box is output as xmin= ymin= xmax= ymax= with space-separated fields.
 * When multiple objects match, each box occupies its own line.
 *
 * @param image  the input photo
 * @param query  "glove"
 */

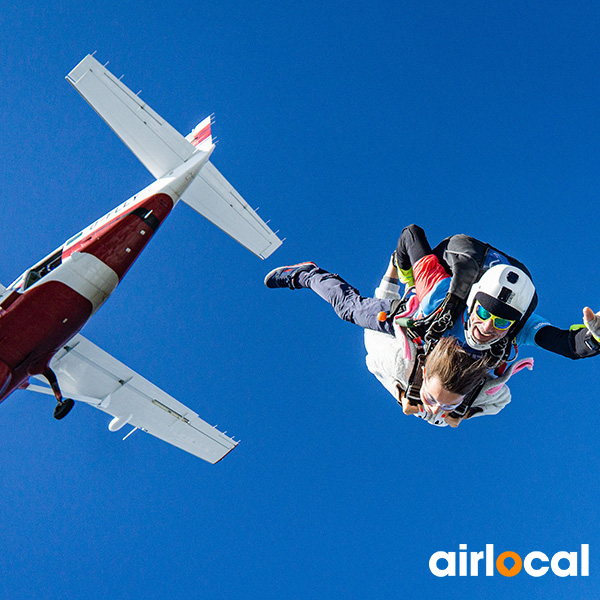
xmin=424 ymin=293 xmax=465 ymax=351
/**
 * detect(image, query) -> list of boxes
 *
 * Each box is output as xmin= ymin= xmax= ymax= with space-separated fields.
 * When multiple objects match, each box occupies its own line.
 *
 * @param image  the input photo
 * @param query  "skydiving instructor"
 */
xmin=392 ymin=224 xmax=600 ymax=362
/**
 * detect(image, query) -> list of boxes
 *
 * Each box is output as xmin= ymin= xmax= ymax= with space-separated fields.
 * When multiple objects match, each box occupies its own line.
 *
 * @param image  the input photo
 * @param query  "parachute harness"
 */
xmin=384 ymin=294 xmax=516 ymax=418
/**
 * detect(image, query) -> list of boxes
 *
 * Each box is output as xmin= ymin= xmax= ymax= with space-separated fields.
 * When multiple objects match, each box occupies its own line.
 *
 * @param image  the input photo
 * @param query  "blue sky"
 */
xmin=0 ymin=1 xmax=598 ymax=598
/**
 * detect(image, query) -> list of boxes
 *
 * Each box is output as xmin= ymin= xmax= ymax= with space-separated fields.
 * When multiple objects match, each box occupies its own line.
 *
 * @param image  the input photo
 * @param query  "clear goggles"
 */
xmin=421 ymin=377 xmax=464 ymax=411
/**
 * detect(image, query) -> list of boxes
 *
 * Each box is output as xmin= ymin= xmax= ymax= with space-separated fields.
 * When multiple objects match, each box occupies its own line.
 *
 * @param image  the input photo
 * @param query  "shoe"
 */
xmin=264 ymin=262 xmax=317 ymax=289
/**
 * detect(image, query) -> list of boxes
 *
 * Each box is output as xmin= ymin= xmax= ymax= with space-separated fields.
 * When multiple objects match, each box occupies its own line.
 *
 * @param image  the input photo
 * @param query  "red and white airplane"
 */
xmin=0 ymin=55 xmax=282 ymax=463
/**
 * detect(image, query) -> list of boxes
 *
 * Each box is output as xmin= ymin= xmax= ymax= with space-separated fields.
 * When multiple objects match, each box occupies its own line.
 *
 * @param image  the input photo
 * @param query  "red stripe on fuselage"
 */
xmin=63 ymin=193 xmax=174 ymax=280
xmin=0 ymin=193 xmax=174 ymax=404
xmin=0 ymin=280 xmax=94 ymax=402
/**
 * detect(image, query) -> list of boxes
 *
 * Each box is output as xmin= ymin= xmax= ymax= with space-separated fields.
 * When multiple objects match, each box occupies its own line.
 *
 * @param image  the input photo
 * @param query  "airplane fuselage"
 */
xmin=0 ymin=189 xmax=176 ymax=403
xmin=0 ymin=147 xmax=211 ymax=404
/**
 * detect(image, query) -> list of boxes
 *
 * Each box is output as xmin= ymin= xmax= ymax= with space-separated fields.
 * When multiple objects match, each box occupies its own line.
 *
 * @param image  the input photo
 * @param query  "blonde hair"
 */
xmin=424 ymin=337 xmax=490 ymax=396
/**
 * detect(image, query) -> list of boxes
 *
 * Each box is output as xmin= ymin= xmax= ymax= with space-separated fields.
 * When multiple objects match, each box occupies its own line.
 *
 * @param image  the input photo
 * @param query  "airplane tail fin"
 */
xmin=66 ymin=54 xmax=282 ymax=259
xmin=185 ymin=116 xmax=214 ymax=152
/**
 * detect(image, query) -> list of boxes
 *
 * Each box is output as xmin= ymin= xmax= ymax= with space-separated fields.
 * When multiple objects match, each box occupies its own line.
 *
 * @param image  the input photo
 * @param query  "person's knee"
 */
xmin=397 ymin=224 xmax=431 ymax=267
xmin=400 ymin=224 xmax=427 ymax=247
xmin=402 ymin=223 xmax=426 ymax=237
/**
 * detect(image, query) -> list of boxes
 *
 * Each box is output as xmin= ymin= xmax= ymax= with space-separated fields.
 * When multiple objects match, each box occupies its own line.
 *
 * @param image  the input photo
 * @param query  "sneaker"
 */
xmin=264 ymin=262 xmax=317 ymax=289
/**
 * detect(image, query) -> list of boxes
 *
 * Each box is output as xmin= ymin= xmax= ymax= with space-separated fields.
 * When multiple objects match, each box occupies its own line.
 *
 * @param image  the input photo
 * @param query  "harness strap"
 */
xmin=447 ymin=376 xmax=486 ymax=419
xmin=404 ymin=350 xmax=426 ymax=407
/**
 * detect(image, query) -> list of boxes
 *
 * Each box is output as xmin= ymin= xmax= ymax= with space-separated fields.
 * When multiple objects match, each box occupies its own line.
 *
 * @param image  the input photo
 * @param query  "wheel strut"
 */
xmin=43 ymin=368 xmax=75 ymax=420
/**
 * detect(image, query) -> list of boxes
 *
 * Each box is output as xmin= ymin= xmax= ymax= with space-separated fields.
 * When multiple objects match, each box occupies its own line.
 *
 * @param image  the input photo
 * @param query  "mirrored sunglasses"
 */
xmin=474 ymin=301 xmax=515 ymax=331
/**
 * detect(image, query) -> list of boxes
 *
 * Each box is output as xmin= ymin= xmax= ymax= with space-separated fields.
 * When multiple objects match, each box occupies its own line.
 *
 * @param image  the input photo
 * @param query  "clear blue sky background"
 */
xmin=0 ymin=1 xmax=598 ymax=598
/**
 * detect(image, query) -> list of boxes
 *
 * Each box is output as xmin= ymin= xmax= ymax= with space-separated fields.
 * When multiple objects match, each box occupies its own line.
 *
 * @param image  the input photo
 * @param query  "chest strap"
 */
xmin=404 ymin=348 xmax=426 ymax=407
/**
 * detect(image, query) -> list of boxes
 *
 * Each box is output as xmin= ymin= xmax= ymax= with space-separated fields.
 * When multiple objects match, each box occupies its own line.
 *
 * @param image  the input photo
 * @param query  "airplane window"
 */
xmin=23 ymin=249 xmax=63 ymax=290
xmin=66 ymin=232 xmax=83 ymax=246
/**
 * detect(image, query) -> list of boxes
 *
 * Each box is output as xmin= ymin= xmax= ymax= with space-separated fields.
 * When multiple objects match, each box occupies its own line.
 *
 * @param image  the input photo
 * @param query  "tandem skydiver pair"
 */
xmin=264 ymin=225 xmax=600 ymax=428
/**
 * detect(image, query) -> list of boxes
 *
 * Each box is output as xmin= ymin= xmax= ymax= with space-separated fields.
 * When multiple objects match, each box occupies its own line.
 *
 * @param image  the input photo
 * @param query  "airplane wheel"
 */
xmin=54 ymin=398 xmax=75 ymax=420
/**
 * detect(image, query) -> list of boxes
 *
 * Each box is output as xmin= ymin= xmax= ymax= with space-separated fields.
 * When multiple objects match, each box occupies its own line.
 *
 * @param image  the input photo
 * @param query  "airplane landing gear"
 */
xmin=43 ymin=368 xmax=75 ymax=420
xmin=53 ymin=398 xmax=74 ymax=420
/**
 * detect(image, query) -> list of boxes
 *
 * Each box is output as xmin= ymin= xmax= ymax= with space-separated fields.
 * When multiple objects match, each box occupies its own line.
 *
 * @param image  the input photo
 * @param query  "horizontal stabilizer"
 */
xmin=182 ymin=161 xmax=283 ymax=259
xmin=67 ymin=55 xmax=283 ymax=258
xmin=66 ymin=55 xmax=195 ymax=179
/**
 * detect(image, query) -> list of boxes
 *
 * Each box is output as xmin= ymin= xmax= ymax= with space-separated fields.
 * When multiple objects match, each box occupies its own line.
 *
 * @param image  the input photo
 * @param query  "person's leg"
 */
xmin=297 ymin=268 xmax=395 ymax=334
xmin=265 ymin=262 xmax=395 ymax=334
xmin=375 ymin=255 xmax=402 ymax=299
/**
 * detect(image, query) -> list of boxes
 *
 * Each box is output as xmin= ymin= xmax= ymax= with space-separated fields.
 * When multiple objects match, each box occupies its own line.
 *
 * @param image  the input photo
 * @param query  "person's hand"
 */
xmin=402 ymin=399 xmax=420 ymax=415
xmin=444 ymin=414 xmax=462 ymax=427
xmin=583 ymin=307 xmax=600 ymax=342
xmin=396 ymin=384 xmax=420 ymax=415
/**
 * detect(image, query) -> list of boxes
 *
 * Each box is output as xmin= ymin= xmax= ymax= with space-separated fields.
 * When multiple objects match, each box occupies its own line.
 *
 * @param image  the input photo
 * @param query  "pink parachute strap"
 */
xmin=485 ymin=357 xmax=534 ymax=395
xmin=399 ymin=294 xmax=419 ymax=317
xmin=510 ymin=357 xmax=534 ymax=375
xmin=393 ymin=295 xmax=419 ymax=361
xmin=396 ymin=326 xmax=412 ymax=361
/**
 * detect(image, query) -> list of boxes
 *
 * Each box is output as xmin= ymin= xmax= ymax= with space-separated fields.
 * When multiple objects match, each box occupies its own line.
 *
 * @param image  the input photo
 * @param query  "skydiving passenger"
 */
xmin=264 ymin=229 xmax=600 ymax=426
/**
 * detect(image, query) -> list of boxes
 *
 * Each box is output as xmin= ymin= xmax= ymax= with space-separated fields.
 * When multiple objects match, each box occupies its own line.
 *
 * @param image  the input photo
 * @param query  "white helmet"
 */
xmin=465 ymin=264 xmax=536 ymax=350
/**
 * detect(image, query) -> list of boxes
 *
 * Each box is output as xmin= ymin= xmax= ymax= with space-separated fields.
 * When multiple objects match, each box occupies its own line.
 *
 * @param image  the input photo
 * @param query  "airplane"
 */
xmin=0 ymin=54 xmax=283 ymax=464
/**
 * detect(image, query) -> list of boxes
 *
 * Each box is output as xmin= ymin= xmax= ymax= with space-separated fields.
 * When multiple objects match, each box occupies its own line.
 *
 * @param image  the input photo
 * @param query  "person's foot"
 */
xmin=264 ymin=262 xmax=317 ymax=289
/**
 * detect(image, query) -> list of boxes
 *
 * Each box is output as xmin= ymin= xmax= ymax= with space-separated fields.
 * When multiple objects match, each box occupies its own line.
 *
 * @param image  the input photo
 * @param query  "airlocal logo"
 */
xmin=429 ymin=544 xmax=589 ymax=577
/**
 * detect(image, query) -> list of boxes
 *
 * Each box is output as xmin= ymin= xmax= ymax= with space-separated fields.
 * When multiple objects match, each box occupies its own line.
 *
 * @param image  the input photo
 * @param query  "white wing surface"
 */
xmin=66 ymin=54 xmax=195 ymax=179
xmin=66 ymin=54 xmax=283 ymax=259
xmin=28 ymin=335 xmax=237 ymax=463
xmin=182 ymin=162 xmax=283 ymax=259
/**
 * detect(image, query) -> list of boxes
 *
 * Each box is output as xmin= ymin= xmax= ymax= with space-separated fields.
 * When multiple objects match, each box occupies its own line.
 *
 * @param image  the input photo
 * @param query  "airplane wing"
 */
xmin=27 ymin=334 xmax=237 ymax=464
